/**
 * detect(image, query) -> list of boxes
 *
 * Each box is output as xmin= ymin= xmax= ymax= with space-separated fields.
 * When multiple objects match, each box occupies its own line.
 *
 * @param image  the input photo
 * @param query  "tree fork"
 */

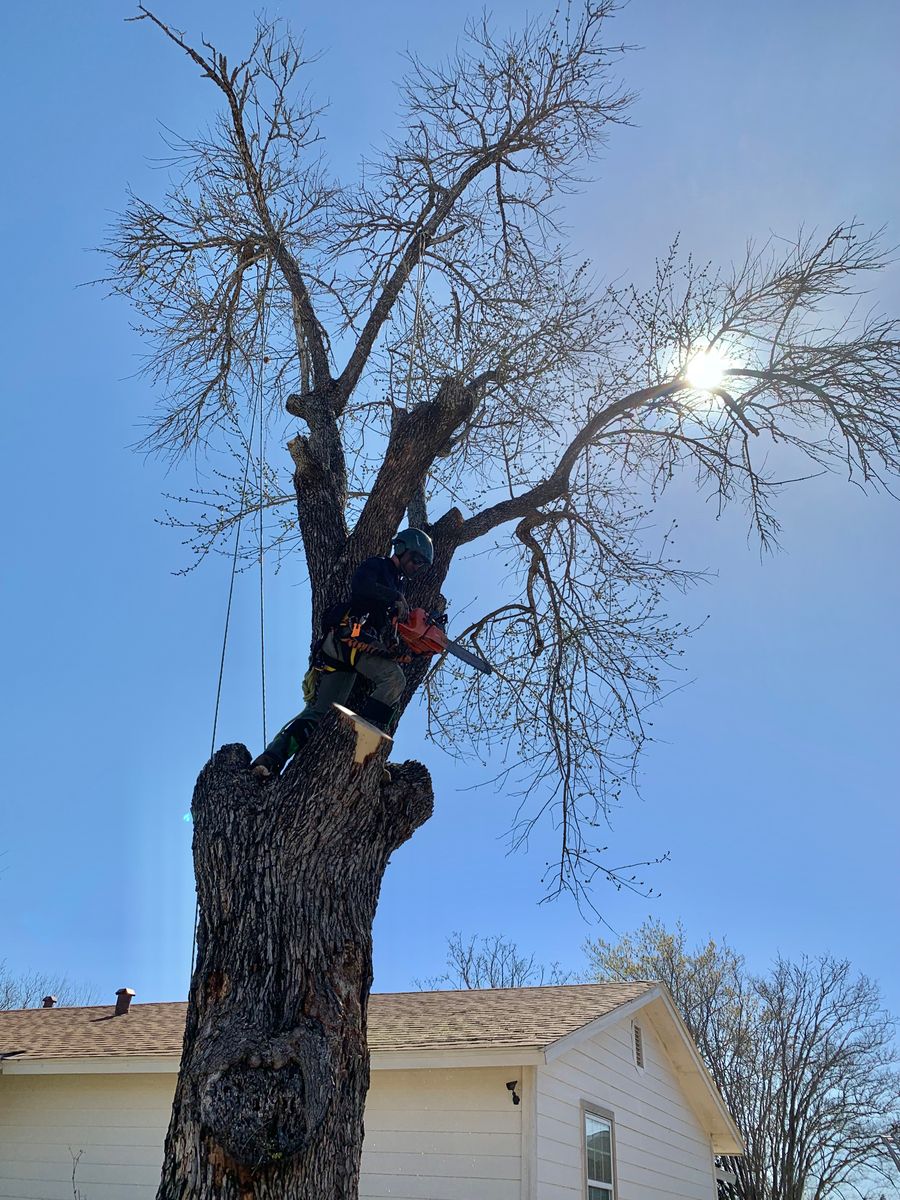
xmin=157 ymin=721 xmax=434 ymax=1200
xmin=351 ymin=373 xmax=499 ymax=559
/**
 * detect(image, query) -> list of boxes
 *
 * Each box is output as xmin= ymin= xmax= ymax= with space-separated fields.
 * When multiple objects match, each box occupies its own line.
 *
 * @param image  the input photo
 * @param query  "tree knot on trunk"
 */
xmin=286 ymin=379 xmax=344 ymax=423
xmin=196 ymin=744 xmax=267 ymax=823
xmin=195 ymin=1021 xmax=333 ymax=1169
xmin=376 ymin=760 xmax=435 ymax=845
xmin=390 ymin=376 xmax=478 ymax=447
xmin=287 ymin=433 xmax=321 ymax=483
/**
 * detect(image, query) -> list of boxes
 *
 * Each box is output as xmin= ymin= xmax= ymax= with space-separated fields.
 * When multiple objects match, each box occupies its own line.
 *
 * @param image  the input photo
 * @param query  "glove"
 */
xmin=394 ymin=596 xmax=410 ymax=622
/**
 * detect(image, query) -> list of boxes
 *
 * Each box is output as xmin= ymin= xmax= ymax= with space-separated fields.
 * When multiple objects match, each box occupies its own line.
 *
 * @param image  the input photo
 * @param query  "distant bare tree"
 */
xmin=416 ymin=932 xmax=573 ymax=990
xmin=0 ymin=963 xmax=95 ymax=1010
xmin=586 ymin=921 xmax=900 ymax=1200
xmin=104 ymin=3 xmax=900 ymax=1196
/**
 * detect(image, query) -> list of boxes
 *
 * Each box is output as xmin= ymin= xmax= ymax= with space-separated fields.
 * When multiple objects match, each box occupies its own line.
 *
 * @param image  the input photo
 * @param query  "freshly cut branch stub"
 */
xmin=332 ymin=703 xmax=393 ymax=763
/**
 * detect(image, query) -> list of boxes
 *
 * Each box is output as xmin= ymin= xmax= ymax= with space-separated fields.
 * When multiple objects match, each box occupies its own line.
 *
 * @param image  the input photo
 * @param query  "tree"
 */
xmin=106 ymin=4 xmax=900 ymax=1196
xmin=585 ymin=921 xmax=900 ymax=1199
xmin=0 ymin=962 xmax=94 ymax=1010
xmin=415 ymin=932 xmax=573 ymax=990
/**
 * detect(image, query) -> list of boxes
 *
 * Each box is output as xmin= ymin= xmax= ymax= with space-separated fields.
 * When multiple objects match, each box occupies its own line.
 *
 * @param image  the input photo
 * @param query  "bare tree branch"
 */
xmin=587 ymin=922 xmax=900 ymax=1200
xmin=0 ymin=962 xmax=96 ymax=1010
xmin=415 ymin=932 xmax=575 ymax=990
xmin=112 ymin=12 xmax=900 ymax=905
xmin=333 ymin=3 xmax=634 ymax=405
xmin=133 ymin=6 xmax=331 ymax=387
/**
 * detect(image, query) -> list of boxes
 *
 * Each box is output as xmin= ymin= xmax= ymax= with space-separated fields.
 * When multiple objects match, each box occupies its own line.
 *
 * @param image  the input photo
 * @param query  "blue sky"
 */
xmin=1 ymin=0 xmax=898 ymax=1023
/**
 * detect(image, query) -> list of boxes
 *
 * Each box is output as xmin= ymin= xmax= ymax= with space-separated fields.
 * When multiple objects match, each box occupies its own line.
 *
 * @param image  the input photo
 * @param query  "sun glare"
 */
xmin=684 ymin=347 xmax=731 ymax=391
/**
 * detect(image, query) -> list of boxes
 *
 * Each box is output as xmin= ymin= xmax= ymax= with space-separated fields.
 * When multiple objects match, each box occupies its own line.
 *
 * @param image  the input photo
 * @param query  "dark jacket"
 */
xmin=349 ymin=555 xmax=407 ymax=630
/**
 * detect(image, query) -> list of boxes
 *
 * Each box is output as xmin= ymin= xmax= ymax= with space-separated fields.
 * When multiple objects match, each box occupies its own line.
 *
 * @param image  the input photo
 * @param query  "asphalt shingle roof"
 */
xmin=366 ymin=982 xmax=654 ymax=1051
xmin=0 ymin=982 xmax=654 ymax=1061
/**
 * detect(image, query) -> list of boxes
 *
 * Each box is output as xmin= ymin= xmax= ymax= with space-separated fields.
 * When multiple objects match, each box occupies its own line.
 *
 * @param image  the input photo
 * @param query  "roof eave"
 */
xmin=542 ymin=985 xmax=662 ymax=1063
xmin=371 ymin=1046 xmax=544 ymax=1069
xmin=645 ymin=990 xmax=744 ymax=1156
xmin=1 ymin=1053 xmax=181 ymax=1076
xmin=1 ymin=1046 xmax=547 ymax=1076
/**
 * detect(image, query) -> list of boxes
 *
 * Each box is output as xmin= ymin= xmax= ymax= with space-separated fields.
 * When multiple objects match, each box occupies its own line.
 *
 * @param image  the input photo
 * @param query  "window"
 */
xmin=584 ymin=1108 xmax=615 ymax=1199
xmin=632 ymin=1021 xmax=644 ymax=1069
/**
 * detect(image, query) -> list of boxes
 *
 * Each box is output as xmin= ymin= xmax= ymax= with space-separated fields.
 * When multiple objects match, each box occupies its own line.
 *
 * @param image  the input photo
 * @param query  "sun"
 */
xmin=684 ymin=347 xmax=732 ymax=391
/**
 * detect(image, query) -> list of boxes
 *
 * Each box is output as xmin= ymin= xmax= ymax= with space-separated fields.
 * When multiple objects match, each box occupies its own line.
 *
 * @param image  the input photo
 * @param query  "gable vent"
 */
xmin=632 ymin=1021 xmax=645 ymax=1069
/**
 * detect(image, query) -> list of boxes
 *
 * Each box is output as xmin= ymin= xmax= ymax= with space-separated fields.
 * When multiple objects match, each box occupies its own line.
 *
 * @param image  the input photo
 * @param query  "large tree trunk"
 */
xmin=157 ymin=711 xmax=433 ymax=1199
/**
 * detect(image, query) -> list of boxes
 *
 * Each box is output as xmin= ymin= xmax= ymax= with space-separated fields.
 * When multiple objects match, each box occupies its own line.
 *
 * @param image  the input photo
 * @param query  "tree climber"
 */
xmin=249 ymin=528 xmax=434 ymax=780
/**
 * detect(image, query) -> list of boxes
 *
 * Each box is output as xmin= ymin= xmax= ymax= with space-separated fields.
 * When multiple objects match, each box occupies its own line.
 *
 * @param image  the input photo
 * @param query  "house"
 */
xmin=0 ymin=981 xmax=742 ymax=1199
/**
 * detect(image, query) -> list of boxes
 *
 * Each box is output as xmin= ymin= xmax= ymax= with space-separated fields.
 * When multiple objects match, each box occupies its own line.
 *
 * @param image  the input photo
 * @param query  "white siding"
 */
xmin=0 ymin=1066 xmax=522 ymax=1200
xmin=0 ymin=1073 xmax=174 ymax=1199
xmin=0 ymin=1030 xmax=721 ymax=1200
xmin=536 ymin=1019 xmax=716 ymax=1200
xmin=361 ymin=1067 xmax=522 ymax=1200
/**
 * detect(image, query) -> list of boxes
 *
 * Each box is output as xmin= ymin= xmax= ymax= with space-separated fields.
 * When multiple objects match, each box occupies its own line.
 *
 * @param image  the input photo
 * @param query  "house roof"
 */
xmin=0 ymin=982 xmax=654 ymax=1061
xmin=0 ymin=980 xmax=743 ymax=1154
xmin=369 ymin=981 xmax=655 ymax=1051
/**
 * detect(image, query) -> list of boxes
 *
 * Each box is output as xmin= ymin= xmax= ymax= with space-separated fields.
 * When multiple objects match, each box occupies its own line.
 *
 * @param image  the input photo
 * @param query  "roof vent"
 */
xmin=115 ymin=988 xmax=136 ymax=1016
xmin=41 ymin=995 xmax=57 ymax=1009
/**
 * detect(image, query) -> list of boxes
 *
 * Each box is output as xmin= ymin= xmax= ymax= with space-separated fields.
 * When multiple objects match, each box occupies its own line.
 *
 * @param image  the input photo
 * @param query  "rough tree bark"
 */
xmin=154 ymin=356 xmax=490 ymax=1199
xmin=157 ymin=500 xmax=460 ymax=1198
xmin=158 ymin=724 xmax=433 ymax=1199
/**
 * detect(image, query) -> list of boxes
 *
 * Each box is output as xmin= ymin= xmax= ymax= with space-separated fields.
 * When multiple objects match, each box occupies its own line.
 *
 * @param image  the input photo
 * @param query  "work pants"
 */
xmin=262 ymin=632 xmax=405 ymax=767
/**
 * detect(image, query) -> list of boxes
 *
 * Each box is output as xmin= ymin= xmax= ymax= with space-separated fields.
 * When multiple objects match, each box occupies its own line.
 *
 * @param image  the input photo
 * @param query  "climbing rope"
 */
xmin=257 ymin=351 xmax=268 ymax=748
xmin=208 ymin=396 xmax=260 ymax=759
xmin=209 ymin=296 xmax=271 ymax=756
xmin=192 ymin=286 xmax=272 ymax=976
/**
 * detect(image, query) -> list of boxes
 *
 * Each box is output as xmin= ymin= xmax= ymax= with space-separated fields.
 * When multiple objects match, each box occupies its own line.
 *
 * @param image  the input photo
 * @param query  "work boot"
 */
xmin=250 ymin=715 xmax=316 ymax=781
xmin=357 ymin=697 xmax=397 ymax=733
xmin=250 ymin=752 xmax=282 ymax=781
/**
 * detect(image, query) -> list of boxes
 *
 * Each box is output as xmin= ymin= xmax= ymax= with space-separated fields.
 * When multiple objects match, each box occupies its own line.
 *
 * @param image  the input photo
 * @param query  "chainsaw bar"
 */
xmin=443 ymin=639 xmax=493 ymax=675
xmin=395 ymin=609 xmax=494 ymax=675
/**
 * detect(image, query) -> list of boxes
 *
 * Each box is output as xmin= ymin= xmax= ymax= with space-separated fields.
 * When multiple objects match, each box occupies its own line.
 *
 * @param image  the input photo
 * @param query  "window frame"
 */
xmin=581 ymin=1101 xmax=618 ymax=1200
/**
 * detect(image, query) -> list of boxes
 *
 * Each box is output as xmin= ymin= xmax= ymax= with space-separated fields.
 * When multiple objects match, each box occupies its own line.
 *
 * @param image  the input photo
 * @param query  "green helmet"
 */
xmin=392 ymin=527 xmax=434 ymax=565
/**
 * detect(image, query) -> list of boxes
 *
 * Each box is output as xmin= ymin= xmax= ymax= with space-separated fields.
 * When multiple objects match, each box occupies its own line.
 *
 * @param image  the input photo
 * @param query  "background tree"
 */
xmin=415 ymin=931 xmax=573 ymax=990
xmin=0 ymin=963 xmax=95 ymax=1010
xmin=586 ymin=920 xmax=900 ymax=1200
xmin=107 ymin=4 xmax=900 ymax=1197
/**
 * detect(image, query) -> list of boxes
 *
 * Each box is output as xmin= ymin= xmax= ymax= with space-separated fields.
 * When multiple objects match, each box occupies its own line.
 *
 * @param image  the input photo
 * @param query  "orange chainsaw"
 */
xmin=396 ymin=608 xmax=493 ymax=675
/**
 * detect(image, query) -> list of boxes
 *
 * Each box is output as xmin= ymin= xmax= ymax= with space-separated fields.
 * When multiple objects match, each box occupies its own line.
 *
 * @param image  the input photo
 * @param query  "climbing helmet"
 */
xmin=392 ymin=527 xmax=434 ymax=567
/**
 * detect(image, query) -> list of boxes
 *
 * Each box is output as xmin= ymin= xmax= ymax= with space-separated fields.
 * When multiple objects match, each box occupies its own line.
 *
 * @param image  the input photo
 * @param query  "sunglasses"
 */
xmin=408 ymin=552 xmax=428 ymax=567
